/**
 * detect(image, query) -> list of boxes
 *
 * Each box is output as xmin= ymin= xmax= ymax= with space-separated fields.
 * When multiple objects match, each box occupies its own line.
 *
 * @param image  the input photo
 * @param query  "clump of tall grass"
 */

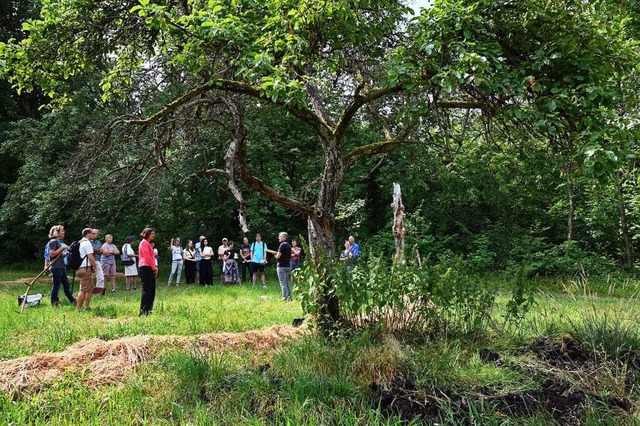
xmin=569 ymin=308 xmax=640 ymax=362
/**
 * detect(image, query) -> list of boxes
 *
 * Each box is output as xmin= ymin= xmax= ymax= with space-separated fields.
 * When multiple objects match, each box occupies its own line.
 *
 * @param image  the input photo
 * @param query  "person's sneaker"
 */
xmin=70 ymin=299 xmax=77 ymax=305
xmin=51 ymin=301 xmax=60 ymax=307
xmin=262 ymin=285 xmax=267 ymax=288
xmin=84 ymin=307 xmax=92 ymax=312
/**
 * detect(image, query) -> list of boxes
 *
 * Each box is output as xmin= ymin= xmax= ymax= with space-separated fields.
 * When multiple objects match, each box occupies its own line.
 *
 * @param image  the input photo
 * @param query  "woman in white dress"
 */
xmin=122 ymin=235 xmax=138 ymax=290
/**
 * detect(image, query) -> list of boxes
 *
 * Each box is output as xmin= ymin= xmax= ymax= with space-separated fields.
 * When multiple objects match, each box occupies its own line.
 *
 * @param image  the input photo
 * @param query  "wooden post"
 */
xmin=392 ymin=183 xmax=405 ymax=263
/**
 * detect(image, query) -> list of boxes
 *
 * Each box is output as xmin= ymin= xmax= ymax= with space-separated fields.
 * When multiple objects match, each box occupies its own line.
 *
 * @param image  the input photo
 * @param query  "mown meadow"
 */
xmin=1 ymin=262 xmax=639 ymax=425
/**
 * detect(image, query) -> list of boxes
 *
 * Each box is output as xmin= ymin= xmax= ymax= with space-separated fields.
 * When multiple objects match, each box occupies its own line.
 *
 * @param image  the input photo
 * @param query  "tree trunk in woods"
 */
xmin=392 ymin=183 xmax=405 ymax=263
xmin=306 ymin=134 xmax=344 ymax=330
xmin=566 ymin=139 xmax=575 ymax=242
xmin=616 ymin=171 xmax=634 ymax=268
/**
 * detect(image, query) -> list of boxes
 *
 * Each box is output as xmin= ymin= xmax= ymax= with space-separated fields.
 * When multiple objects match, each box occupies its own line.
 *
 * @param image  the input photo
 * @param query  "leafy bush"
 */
xmin=295 ymin=250 xmax=535 ymax=340
xmin=520 ymin=240 xmax=615 ymax=277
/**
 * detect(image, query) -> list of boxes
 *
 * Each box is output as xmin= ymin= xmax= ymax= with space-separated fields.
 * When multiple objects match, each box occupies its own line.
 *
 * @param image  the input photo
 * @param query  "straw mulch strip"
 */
xmin=0 ymin=277 xmax=51 ymax=286
xmin=0 ymin=324 xmax=305 ymax=394
xmin=2 ymin=273 xmax=128 ymax=287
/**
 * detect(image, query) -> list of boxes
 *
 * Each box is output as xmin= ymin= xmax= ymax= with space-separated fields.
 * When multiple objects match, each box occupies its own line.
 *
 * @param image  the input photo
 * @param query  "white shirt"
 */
xmin=79 ymin=238 xmax=93 ymax=268
xmin=171 ymin=245 xmax=183 ymax=261
xmin=218 ymin=244 xmax=227 ymax=257
xmin=202 ymin=246 xmax=214 ymax=259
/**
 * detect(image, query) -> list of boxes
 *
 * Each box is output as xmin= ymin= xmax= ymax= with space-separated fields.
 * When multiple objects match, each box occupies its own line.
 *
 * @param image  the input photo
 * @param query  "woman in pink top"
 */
xmin=138 ymin=227 xmax=158 ymax=316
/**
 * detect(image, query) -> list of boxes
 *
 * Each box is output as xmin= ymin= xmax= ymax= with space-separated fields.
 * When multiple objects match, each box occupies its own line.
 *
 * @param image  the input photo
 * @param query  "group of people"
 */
xmin=44 ymin=225 xmax=359 ymax=313
xmin=177 ymin=233 xmax=304 ymax=300
xmin=45 ymin=225 xmax=158 ymax=314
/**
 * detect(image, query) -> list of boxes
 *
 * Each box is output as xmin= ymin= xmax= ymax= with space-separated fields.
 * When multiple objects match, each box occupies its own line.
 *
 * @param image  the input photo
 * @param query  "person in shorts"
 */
xmin=101 ymin=234 xmax=119 ymax=292
xmin=76 ymin=228 xmax=97 ymax=312
xmin=250 ymin=233 xmax=268 ymax=288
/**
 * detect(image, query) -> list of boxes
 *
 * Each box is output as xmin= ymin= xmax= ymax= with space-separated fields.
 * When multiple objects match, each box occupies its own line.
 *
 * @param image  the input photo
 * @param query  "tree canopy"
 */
xmin=1 ymin=0 xmax=639 ymax=324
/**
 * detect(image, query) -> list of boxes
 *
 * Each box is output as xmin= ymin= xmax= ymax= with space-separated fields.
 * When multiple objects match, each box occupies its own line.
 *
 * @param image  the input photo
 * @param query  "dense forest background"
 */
xmin=1 ymin=0 xmax=640 ymax=278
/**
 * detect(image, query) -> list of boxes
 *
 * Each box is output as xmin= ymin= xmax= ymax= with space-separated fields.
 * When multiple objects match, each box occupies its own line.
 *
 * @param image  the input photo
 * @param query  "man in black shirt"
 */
xmin=274 ymin=231 xmax=292 ymax=301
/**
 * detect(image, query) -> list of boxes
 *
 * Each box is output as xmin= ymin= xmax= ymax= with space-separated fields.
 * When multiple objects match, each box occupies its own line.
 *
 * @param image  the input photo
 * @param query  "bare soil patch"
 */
xmin=371 ymin=334 xmax=636 ymax=424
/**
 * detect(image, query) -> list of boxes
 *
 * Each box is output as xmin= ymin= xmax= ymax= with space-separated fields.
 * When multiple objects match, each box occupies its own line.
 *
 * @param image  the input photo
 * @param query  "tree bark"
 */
xmin=306 ymin=134 xmax=344 ymax=330
xmin=616 ymin=171 xmax=634 ymax=268
xmin=392 ymin=183 xmax=405 ymax=263
xmin=566 ymin=138 xmax=575 ymax=241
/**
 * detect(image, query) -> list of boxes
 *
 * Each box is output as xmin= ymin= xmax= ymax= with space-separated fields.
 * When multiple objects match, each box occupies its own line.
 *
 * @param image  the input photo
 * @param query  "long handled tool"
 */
xmin=19 ymin=253 xmax=62 ymax=313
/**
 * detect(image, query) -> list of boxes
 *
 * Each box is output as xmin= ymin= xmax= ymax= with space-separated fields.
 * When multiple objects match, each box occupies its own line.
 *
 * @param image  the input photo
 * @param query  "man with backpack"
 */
xmin=250 ymin=233 xmax=268 ymax=288
xmin=47 ymin=225 xmax=77 ymax=307
xmin=75 ymin=228 xmax=97 ymax=312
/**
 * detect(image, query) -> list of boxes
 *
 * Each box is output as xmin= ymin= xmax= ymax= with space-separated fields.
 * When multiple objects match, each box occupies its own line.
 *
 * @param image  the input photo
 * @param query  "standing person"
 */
xmin=76 ymin=228 xmax=97 ymax=312
xmin=122 ymin=235 xmax=138 ymax=291
xmin=340 ymin=240 xmax=351 ymax=261
xmin=290 ymin=239 xmax=302 ymax=272
xmin=240 ymin=236 xmax=252 ymax=283
xmin=274 ymin=232 xmax=292 ymax=301
xmin=183 ymin=240 xmax=197 ymax=284
xmin=151 ymin=241 xmax=159 ymax=267
xmin=218 ymin=237 xmax=228 ymax=283
xmin=222 ymin=240 xmax=239 ymax=283
xmin=138 ymin=227 xmax=158 ymax=316
xmin=348 ymin=235 xmax=360 ymax=272
xmin=91 ymin=229 xmax=105 ymax=295
xmin=195 ymin=235 xmax=205 ymax=283
xmin=47 ymin=225 xmax=76 ymax=307
xmin=199 ymin=238 xmax=214 ymax=285
xmin=250 ymin=233 xmax=268 ymax=288
xmin=168 ymin=237 xmax=183 ymax=286
xmin=101 ymin=234 xmax=120 ymax=292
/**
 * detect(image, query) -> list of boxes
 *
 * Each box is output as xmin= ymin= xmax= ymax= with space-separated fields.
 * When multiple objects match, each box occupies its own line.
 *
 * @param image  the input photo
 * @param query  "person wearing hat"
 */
xmin=218 ymin=238 xmax=229 ymax=283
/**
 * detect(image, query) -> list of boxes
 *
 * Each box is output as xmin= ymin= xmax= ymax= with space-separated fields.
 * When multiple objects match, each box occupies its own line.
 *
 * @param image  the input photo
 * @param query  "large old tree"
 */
xmin=1 ymin=0 xmax=637 ymax=325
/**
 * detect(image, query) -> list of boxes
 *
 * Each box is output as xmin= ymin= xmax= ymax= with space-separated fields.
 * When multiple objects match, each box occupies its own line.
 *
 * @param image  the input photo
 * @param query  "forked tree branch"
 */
xmin=344 ymin=116 xmax=418 ymax=167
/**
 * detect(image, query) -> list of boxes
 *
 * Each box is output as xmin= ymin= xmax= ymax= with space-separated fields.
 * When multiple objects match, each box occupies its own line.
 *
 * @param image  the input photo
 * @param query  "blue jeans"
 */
xmin=51 ymin=268 xmax=75 ymax=304
xmin=277 ymin=266 xmax=291 ymax=301
xmin=168 ymin=260 xmax=183 ymax=285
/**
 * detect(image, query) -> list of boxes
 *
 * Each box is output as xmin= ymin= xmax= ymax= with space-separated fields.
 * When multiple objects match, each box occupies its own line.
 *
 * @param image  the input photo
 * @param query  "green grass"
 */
xmin=0 ymin=266 xmax=301 ymax=359
xmin=2 ymin=266 xmax=640 ymax=424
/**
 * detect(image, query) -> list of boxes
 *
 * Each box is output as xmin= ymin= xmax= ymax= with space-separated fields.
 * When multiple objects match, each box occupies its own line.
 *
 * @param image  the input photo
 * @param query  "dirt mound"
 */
xmin=371 ymin=336 xmax=637 ymax=424
xmin=525 ymin=333 xmax=589 ymax=366
xmin=0 ymin=325 xmax=305 ymax=395
xmin=371 ymin=376 xmax=631 ymax=425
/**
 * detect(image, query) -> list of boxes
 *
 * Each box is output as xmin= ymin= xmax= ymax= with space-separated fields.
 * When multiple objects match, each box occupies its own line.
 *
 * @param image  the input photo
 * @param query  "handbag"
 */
xmin=120 ymin=244 xmax=135 ymax=266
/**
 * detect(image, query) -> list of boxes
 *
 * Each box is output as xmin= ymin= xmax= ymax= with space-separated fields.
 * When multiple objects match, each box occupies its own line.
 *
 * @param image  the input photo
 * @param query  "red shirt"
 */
xmin=138 ymin=239 xmax=157 ymax=271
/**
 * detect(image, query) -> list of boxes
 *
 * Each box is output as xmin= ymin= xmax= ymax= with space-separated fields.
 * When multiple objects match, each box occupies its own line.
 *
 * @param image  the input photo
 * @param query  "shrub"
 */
xmin=295 ymin=250 xmax=535 ymax=340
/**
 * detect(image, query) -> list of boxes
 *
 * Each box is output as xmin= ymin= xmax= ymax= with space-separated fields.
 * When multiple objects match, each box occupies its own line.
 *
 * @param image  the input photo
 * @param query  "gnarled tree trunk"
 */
xmin=306 ymin=134 xmax=344 ymax=329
